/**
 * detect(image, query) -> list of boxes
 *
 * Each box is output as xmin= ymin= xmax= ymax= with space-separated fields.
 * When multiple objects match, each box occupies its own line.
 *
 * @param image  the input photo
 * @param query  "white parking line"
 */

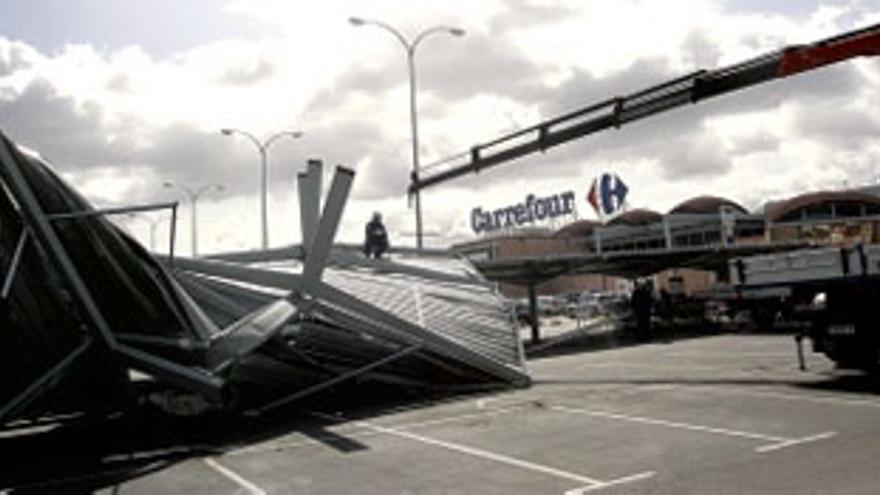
xmin=550 ymin=405 xmax=835 ymax=453
xmin=564 ymin=471 xmax=657 ymax=494
xmin=230 ymin=404 xmax=532 ymax=457
xmin=392 ymin=404 xmax=533 ymax=430
xmin=663 ymin=352 xmax=794 ymax=358
xmin=756 ymin=432 xmax=837 ymax=453
xmin=313 ymin=412 xmax=654 ymax=493
xmin=344 ymin=417 xmax=604 ymax=486
xmin=577 ymin=361 xmax=757 ymax=374
xmin=203 ymin=458 xmax=266 ymax=495
xmin=689 ymin=385 xmax=880 ymax=409
xmin=549 ymin=405 xmax=788 ymax=443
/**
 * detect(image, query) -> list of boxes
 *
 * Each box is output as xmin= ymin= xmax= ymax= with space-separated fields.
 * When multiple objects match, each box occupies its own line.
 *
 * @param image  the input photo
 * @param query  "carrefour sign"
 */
xmin=471 ymin=191 xmax=576 ymax=234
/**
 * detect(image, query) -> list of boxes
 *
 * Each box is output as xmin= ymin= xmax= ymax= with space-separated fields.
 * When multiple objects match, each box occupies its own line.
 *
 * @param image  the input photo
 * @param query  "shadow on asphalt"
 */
xmin=0 ymin=410 xmax=218 ymax=493
xmin=795 ymin=372 xmax=880 ymax=395
xmin=6 ymin=327 xmax=879 ymax=492
xmin=0 ymin=382 xmax=496 ymax=493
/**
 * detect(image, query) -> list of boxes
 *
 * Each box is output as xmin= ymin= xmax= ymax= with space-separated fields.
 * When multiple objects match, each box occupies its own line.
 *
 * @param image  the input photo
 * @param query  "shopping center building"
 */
xmin=454 ymin=188 xmax=880 ymax=298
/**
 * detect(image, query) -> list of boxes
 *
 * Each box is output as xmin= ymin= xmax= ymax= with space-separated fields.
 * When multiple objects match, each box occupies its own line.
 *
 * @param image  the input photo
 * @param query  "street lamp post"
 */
xmin=349 ymin=16 xmax=465 ymax=250
xmin=146 ymin=216 xmax=168 ymax=252
xmin=221 ymin=128 xmax=303 ymax=250
xmin=127 ymin=214 xmax=168 ymax=251
xmin=163 ymin=182 xmax=224 ymax=256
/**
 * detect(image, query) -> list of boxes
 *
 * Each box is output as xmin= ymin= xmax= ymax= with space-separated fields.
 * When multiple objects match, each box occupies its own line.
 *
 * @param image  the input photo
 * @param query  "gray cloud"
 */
xmin=216 ymin=58 xmax=277 ymax=86
xmin=657 ymin=134 xmax=733 ymax=179
xmin=310 ymin=28 xmax=543 ymax=111
xmin=435 ymin=33 xmax=876 ymax=188
xmin=0 ymin=71 xmax=413 ymax=206
xmin=296 ymin=118 xmax=410 ymax=201
xmin=0 ymin=78 xmax=130 ymax=168
xmin=0 ymin=79 xmax=280 ymax=203
xmin=680 ymin=29 xmax=723 ymax=68
xmin=3 ymin=9 xmax=876 ymax=218
xmin=491 ymin=0 xmax=579 ymax=32
xmin=789 ymin=103 xmax=880 ymax=146
xmin=0 ymin=38 xmax=35 ymax=76
xmin=417 ymin=32 xmax=545 ymax=102
xmin=106 ymin=73 xmax=132 ymax=93
xmin=729 ymin=132 xmax=779 ymax=156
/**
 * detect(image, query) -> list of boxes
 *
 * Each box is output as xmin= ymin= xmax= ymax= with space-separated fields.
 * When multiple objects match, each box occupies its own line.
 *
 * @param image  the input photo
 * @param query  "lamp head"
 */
xmin=348 ymin=17 xmax=366 ymax=26
xmin=220 ymin=128 xmax=233 ymax=136
xmin=449 ymin=27 xmax=466 ymax=37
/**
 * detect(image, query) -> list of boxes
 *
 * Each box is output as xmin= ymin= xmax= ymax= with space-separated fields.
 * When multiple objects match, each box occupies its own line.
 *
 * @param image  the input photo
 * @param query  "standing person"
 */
xmin=631 ymin=280 xmax=653 ymax=340
xmin=364 ymin=212 xmax=389 ymax=259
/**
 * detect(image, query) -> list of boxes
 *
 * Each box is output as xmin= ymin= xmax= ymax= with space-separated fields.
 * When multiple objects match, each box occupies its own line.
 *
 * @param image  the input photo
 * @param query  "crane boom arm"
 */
xmin=410 ymin=22 xmax=880 ymax=194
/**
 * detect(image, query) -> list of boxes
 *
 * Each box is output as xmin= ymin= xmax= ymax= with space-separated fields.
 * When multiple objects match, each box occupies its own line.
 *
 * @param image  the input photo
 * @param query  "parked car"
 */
xmin=566 ymin=292 xmax=601 ymax=318
xmin=538 ymin=295 xmax=564 ymax=316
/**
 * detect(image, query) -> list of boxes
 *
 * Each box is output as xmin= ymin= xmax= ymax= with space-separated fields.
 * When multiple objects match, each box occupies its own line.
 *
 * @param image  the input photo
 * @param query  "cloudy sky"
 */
xmin=1 ymin=0 xmax=879 ymax=254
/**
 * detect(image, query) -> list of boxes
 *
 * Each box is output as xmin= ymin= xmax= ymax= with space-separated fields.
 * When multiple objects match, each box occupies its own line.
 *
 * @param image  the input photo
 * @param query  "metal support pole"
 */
xmin=260 ymin=146 xmax=269 ymax=250
xmin=221 ymin=129 xmax=303 ymax=249
xmin=149 ymin=219 xmax=163 ymax=251
xmin=0 ymin=136 xmax=119 ymax=348
xmin=191 ymin=196 xmax=198 ymax=256
xmin=1 ymin=230 xmax=28 ymax=300
xmin=0 ymin=136 xmax=224 ymax=401
xmin=170 ymin=203 xmax=178 ymax=266
xmin=45 ymin=201 xmax=179 ymax=221
xmin=302 ymin=167 xmax=354 ymax=288
xmin=298 ymin=159 xmax=323 ymax=251
xmin=349 ymin=19 xmax=464 ymax=250
xmin=408 ymin=48 xmax=423 ymax=250
xmin=528 ymin=284 xmax=540 ymax=343
xmin=663 ymin=216 xmax=672 ymax=249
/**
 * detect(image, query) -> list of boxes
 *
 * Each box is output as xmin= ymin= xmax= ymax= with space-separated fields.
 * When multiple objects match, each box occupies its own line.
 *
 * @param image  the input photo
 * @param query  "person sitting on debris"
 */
xmin=364 ymin=212 xmax=389 ymax=259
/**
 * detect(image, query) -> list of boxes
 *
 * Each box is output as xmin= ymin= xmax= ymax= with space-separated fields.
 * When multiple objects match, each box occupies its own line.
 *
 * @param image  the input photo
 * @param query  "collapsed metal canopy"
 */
xmin=0 ymin=131 xmax=528 ymax=426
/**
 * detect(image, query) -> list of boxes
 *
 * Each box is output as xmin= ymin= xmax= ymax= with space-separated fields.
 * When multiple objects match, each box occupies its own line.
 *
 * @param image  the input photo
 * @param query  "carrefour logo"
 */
xmin=471 ymin=191 xmax=576 ymax=234
xmin=587 ymin=172 xmax=628 ymax=219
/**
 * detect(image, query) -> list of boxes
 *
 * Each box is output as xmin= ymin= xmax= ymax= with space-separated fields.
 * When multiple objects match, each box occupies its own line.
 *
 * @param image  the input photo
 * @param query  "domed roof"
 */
xmin=607 ymin=208 xmax=662 ymax=226
xmin=554 ymin=219 xmax=599 ymax=238
xmin=766 ymin=190 xmax=880 ymax=222
xmin=669 ymin=195 xmax=748 ymax=215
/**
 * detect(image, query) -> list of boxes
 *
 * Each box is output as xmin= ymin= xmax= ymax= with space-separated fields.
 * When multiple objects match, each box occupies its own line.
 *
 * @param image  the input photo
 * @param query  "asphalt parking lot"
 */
xmin=22 ymin=333 xmax=880 ymax=494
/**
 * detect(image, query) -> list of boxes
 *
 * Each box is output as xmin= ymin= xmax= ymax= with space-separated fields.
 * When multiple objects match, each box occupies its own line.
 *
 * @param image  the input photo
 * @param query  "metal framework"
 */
xmin=1 ymin=136 xmax=528 ymax=426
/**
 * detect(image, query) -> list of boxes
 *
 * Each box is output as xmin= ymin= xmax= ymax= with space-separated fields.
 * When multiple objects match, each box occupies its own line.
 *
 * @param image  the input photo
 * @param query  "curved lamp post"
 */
xmin=163 ymin=181 xmax=224 ymax=256
xmin=221 ymin=128 xmax=303 ymax=250
xmin=349 ymin=16 xmax=465 ymax=249
xmin=127 ymin=214 xmax=169 ymax=251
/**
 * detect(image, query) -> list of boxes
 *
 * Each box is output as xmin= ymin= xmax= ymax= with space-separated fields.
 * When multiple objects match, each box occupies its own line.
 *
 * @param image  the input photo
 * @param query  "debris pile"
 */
xmin=0 ymin=133 xmax=528 ymax=426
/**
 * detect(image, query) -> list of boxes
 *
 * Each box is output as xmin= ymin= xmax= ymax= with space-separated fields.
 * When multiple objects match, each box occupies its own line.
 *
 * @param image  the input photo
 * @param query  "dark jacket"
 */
xmin=365 ymin=219 xmax=389 ymax=250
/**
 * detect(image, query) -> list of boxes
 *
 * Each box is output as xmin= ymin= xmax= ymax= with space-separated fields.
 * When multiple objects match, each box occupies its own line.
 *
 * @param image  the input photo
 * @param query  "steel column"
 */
xmin=298 ymin=159 xmax=323 ymax=251
xmin=1 ymin=230 xmax=27 ymax=300
xmin=302 ymin=167 xmax=354 ymax=288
